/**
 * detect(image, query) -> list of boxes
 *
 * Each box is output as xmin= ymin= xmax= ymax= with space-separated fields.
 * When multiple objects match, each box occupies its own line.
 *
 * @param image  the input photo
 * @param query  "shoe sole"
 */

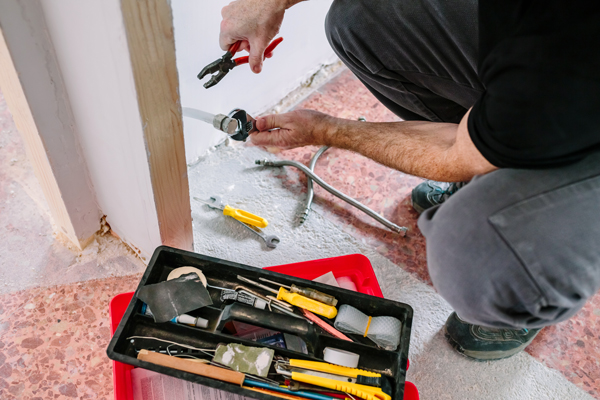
xmin=443 ymin=325 xmax=532 ymax=362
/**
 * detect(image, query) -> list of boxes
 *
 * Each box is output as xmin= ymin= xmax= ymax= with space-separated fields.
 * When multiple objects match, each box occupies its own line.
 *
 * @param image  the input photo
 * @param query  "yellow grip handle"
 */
xmin=277 ymin=288 xmax=337 ymax=319
xmin=289 ymin=360 xmax=380 ymax=378
xmin=291 ymin=372 xmax=390 ymax=400
xmin=223 ymin=205 xmax=268 ymax=228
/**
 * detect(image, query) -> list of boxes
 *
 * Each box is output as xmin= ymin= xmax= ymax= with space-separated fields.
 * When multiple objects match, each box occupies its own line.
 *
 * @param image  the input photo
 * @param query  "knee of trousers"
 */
xmin=325 ymin=0 xmax=379 ymax=66
xmin=419 ymin=203 xmax=560 ymax=329
xmin=325 ymin=0 xmax=357 ymax=57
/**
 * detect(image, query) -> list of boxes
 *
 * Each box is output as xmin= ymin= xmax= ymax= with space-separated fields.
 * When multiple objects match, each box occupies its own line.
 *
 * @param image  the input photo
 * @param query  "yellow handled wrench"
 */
xmin=194 ymin=195 xmax=268 ymax=228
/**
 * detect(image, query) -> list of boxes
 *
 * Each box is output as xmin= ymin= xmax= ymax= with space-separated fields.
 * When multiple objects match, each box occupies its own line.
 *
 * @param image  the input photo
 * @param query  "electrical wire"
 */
xmin=127 ymin=335 xmax=280 ymax=385
xmin=127 ymin=336 xmax=215 ymax=352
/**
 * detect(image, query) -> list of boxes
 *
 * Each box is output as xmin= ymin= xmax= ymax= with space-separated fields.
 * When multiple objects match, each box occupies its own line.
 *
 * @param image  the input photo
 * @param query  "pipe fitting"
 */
xmin=213 ymin=114 xmax=238 ymax=135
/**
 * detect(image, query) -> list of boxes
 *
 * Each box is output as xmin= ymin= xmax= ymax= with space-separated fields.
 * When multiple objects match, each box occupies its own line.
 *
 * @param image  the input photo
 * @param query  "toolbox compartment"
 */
xmin=107 ymin=246 xmax=413 ymax=400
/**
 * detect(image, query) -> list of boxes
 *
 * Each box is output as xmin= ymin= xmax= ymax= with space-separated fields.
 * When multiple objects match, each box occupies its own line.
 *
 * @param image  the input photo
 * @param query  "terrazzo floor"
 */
xmin=0 ymin=66 xmax=598 ymax=400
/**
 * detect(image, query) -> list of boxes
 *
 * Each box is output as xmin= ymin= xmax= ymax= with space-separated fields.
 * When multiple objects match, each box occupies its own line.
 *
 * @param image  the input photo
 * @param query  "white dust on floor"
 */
xmin=188 ymin=143 xmax=593 ymax=400
xmin=0 ymin=96 xmax=146 ymax=294
xmin=0 ymin=227 xmax=146 ymax=295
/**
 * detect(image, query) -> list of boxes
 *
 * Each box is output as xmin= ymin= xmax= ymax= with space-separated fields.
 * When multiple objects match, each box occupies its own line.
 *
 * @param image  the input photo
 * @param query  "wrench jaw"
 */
xmin=235 ymin=221 xmax=280 ymax=249
xmin=264 ymin=235 xmax=280 ymax=249
xmin=208 ymin=195 xmax=224 ymax=209
xmin=196 ymin=195 xmax=280 ymax=249
xmin=227 ymin=109 xmax=256 ymax=142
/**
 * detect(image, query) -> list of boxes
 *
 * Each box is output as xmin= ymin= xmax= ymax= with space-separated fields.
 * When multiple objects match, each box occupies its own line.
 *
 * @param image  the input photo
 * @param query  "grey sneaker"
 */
xmin=411 ymin=181 xmax=466 ymax=213
xmin=444 ymin=312 xmax=541 ymax=361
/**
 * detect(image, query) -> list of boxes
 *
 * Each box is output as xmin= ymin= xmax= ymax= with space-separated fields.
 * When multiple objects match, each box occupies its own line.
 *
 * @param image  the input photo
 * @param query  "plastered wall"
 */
xmin=171 ymin=0 xmax=337 ymax=164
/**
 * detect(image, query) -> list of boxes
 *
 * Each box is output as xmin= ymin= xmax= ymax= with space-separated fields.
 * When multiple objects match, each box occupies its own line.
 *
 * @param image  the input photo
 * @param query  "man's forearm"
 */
xmin=322 ymin=116 xmax=495 ymax=182
xmin=283 ymin=0 xmax=306 ymax=8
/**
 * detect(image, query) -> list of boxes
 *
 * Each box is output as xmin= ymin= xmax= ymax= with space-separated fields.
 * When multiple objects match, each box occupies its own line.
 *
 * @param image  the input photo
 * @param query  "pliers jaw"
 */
xmin=197 ymin=52 xmax=237 ymax=89
xmin=198 ymin=37 xmax=283 ymax=89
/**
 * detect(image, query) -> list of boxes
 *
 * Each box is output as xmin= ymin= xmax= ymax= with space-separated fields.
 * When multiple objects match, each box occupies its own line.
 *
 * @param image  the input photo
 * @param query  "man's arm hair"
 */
xmin=324 ymin=108 xmax=497 ymax=182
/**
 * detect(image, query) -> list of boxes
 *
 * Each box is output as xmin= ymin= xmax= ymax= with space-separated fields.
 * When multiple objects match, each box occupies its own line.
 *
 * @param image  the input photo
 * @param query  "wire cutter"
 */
xmin=198 ymin=37 xmax=284 ymax=89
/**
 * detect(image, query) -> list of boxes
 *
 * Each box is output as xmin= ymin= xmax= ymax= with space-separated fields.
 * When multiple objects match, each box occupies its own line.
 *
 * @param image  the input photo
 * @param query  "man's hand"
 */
xmin=220 ymin=0 xmax=301 ymax=74
xmin=251 ymin=110 xmax=337 ymax=149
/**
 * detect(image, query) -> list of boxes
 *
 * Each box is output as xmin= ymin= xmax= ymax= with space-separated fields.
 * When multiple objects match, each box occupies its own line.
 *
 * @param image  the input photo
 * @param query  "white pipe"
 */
xmin=182 ymin=107 xmax=215 ymax=124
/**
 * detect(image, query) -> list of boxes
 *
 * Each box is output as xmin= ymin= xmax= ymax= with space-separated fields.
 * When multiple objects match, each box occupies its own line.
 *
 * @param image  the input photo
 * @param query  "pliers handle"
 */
xmin=198 ymin=37 xmax=283 ymax=89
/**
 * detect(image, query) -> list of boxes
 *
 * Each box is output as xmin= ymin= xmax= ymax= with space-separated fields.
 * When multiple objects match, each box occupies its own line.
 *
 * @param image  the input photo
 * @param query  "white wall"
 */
xmin=0 ymin=0 xmax=101 ymax=247
xmin=171 ymin=0 xmax=337 ymax=164
xmin=40 ymin=0 xmax=162 ymax=261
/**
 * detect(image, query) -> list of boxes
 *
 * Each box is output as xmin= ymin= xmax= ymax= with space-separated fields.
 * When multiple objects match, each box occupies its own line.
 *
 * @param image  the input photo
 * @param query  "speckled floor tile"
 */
xmin=0 ymin=274 xmax=141 ymax=400
xmin=263 ymin=68 xmax=600 ymax=398
xmin=526 ymin=293 xmax=600 ymax=397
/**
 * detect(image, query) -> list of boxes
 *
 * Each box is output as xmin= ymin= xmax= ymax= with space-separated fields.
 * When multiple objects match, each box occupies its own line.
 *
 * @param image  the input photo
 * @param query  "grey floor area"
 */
xmin=188 ymin=143 xmax=593 ymax=400
xmin=0 ymin=92 xmax=145 ymax=295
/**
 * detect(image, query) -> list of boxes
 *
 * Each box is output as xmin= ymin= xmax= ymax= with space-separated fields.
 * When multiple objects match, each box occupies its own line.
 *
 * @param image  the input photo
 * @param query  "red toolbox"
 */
xmin=109 ymin=253 xmax=419 ymax=400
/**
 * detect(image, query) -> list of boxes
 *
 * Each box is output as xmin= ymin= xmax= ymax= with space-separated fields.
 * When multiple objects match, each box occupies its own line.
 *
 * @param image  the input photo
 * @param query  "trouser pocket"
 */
xmin=489 ymin=175 xmax=600 ymax=324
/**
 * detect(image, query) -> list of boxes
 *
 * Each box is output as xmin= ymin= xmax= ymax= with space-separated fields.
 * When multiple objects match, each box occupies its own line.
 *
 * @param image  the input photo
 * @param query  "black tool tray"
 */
xmin=107 ymin=246 xmax=413 ymax=399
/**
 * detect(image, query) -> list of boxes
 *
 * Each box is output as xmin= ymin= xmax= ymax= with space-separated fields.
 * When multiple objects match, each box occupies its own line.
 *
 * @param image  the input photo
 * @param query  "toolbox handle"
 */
xmin=217 ymin=303 xmax=318 ymax=353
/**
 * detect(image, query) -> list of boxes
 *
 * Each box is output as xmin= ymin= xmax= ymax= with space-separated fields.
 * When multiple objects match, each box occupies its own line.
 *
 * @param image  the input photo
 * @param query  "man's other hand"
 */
xmin=251 ymin=110 xmax=337 ymax=149
xmin=219 ymin=0 xmax=289 ymax=74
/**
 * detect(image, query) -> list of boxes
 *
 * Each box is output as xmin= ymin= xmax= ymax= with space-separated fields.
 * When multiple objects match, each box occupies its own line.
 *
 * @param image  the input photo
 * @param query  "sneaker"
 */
xmin=444 ymin=312 xmax=541 ymax=361
xmin=411 ymin=181 xmax=467 ymax=213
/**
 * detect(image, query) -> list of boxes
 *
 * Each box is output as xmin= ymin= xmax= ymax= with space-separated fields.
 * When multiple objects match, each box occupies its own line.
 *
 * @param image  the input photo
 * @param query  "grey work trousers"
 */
xmin=326 ymin=0 xmax=600 ymax=329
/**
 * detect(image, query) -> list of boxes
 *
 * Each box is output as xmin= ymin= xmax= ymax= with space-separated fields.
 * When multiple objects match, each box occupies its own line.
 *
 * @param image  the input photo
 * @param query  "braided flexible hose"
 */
xmin=299 ymin=146 xmax=330 ymax=224
xmin=255 ymin=158 xmax=408 ymax=235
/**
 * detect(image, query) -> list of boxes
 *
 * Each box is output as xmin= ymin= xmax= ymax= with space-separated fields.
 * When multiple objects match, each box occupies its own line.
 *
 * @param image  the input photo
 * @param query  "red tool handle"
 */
xmin=228 ymin=40 xmax=243 ymax=55
xmin=233 ymin=37 xmax=284 ymax=66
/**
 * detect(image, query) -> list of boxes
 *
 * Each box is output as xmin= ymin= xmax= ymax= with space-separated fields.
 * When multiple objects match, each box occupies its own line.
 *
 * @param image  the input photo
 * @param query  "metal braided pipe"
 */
xmin=255 ymin=158 xmax=408 ymax=235
xmin=299 ymin=146 xmax=330 ymax=224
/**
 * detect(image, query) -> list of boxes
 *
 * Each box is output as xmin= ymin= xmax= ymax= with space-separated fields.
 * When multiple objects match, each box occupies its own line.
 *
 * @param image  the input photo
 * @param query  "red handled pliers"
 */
xmin=198 ymin=37 xmax=284 ymax=89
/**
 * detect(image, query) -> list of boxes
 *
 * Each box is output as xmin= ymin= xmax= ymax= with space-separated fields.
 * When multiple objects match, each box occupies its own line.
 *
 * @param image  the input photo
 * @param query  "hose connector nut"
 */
xmin=213 ymin=114 xmax=238 ymax=135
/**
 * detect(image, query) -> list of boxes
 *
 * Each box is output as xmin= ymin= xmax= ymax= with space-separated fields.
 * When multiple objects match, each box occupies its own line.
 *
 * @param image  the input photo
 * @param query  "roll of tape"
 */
xmin=322 ymin=347 xmax=360 ymax=368
xmin=167 ymin=266 xmax=207 ymax=287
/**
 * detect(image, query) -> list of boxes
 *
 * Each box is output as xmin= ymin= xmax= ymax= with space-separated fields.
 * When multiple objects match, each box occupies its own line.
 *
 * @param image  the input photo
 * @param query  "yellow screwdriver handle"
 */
xmin=289 ymin=360 xmax=381 ymax=378
xmin=222 ymin=205 xmax=268 ymax=228
xmin=277 ymin=288 xmax=337 ymax=319
xmin=291 ymin=372 xmax=391 ymax=400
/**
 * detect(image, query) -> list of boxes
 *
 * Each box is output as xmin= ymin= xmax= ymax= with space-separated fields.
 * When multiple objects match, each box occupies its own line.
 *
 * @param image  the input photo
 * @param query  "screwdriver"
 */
xmin=259 ymin=277 xmax=338 ymax=306
xmin=238 ymin=276 xmax=338 ymax=319
xmin=194 ymin=197 xmax=268 ymax=229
